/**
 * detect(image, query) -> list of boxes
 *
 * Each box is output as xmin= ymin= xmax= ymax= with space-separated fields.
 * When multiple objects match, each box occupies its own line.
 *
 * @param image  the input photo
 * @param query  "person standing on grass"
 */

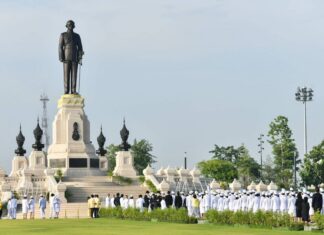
xmin=165 ymin=191 xmax=173 ymax=208
xmin=143 ymin=191 xmax=150 ymax=209
xmin=94 ymin=194 xmax=100 ymax=218
xmin=302 ymin=196 xmax=310 ymax=225
xmin=295 ymin=192 xmax=303 ymax=222
xmin=22 ymin=195 xmax=29 ymax=219
xmin=11 ymin=195 xmax=17 ymax=219
xmin=175 ymin=192 xmax=182 ymax=209
xmin=39 ymin=195 xmax=47 ymax=219
xmin=105 ymin=194 xmax=110 ymax=208
xmin=28 ymin=196 xmax=35 ymax=219
xmin=50 ymin=193 xmax=55 ymax=219
xmin=129 ymin=195 xmax=135 ymax=208
xmin=136 ymin=194 xmax=144 ymax=212
xmin=192 ymin=194 xmax=200 ymax=218
xmin=114 ymin=193 xmax=121 ymax=207
xmin=89 ymin=194 xmax=95 ymax=218
xmin=312 ymin=186 xmax=323 ymax=214
xmin=54 ymin=195 xmax=61 ymax=219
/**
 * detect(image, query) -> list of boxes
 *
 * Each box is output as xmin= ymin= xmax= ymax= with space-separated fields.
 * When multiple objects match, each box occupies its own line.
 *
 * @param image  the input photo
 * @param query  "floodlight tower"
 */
xmin=295 ymin=87 xmax=313 ymax=156
xmin=40 ymin=93 xmax=50 ymax=151
xmin=257 ymin=134 xmax=264 ymax=179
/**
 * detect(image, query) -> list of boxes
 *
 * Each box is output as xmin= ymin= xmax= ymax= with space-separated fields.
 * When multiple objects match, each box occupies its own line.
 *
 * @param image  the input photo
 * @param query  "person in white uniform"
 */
xmin=53 ymin=195 xmax=61 ymax=219
xmin=136 ymin=195 xmax=144 ymax=212
xmin=10 ymin=196 xmax=17 ymax=219
xmin=272 ymin=193 xmax=280 ymax=213
xmin=39 ymin=195 xmax=47 ymax=219
xmin=28 ymin=196 xmax=35 ymax=219
xmin=22 ymin=195 xmax=29 ymax=219
xmin=105 ymin=194 xmax=110 ymax=208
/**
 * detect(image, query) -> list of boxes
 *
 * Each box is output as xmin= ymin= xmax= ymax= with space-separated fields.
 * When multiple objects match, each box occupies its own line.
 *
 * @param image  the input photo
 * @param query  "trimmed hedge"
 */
xmin=205 ymin=210 xmax=304 ymax=230
xmin=100 ymin=207 xmax=197 ymax=224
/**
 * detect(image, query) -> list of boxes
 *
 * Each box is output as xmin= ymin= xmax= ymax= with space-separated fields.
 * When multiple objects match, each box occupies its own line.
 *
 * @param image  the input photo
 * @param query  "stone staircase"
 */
xmin=15 ymin=202 xmax=90 ymax=219
xmin=63 ymin=176 xmax=147 ymax=202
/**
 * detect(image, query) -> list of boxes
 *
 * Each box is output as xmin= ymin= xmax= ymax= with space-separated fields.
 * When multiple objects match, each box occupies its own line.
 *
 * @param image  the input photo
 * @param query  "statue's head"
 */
xmin=66 ymin=20 xmax=75 ymax=30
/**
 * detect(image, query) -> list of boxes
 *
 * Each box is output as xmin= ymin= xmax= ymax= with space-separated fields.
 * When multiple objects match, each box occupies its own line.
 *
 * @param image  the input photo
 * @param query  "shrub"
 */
xmin=205 ymin=210 xmax=299 ymax=229
xmin=145 ymin=180 xmax=157 ymax=193
xmin=138 ymin=176 xmax=145 ymax=183
xmin=100 ymin=207 xmax=197 ymax=224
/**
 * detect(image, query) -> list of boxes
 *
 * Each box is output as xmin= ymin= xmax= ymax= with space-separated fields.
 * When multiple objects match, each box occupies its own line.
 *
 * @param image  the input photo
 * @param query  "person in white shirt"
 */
xmin=136 ymin=195 xmax=144 ymax=212
xmin=50 ymin=193 xmax=55 ymax=219
xmin=161 ymin=197 xmax=167 ymax=210
xmin=186 ymin=192 xmax=193 ymax=216
xmin=110 ymin=195 xmax=115 ymax=208
xmin=28 ymin=196 xmax=35 ymax=219
xmin=123 ymin=195 xmax=129 ymax=209
xmin=272 ymin=193 xmax=280 ymax=213
xmin=241 ymin=192 xmax=248 ymax=212
xmin=129 ymin=195 xmax=135 ymax=208
xmin=105 ymin=194 xmax=110 ymax=208
xmin=22 ymin=195 xmax=29 ymax=219
xmin=217 ymin=195 xmax=224 ymax=211
xmin=280 ymin=192 xmax=288 ymax=214
xmin=288 ymin=193 xmax=296 ymax=217
xmin=252 ymin=193 xmax=261 ymax=213
xmin=199 ymin=194 xmax=205 ymax=217
xmin=264 ymin=194 xmax=272 ymax=212
xmin=53 ymin=195 xmax=61 ymax=219
xmin=39 ymin=195 xmax=47 ymax=219
xmin=10 ymin=196 xmax=17 ymax=219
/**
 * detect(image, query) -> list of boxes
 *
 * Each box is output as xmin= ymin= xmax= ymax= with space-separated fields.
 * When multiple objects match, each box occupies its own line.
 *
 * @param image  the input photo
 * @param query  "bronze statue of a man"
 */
xmin=59 ymin=20 xmax=84 ymax=94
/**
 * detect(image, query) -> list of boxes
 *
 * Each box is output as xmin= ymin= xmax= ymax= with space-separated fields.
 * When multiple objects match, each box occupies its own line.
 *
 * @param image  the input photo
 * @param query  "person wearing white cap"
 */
xmin=241 ymin=192 xmax=248 ymax=212
xmin=105 ymin=194 xmax=110 ymax=208
xmin=10 ymin=195 xmax=17 ymax=219
xmin=39 ymin=195 xmax=47 ymax=219
xmin=199 ymin=194 xmax=205 ymax=218
xmin=186 ymin=192 xmax=193 ymax=216
xmin=22 ymin=195 xmax=29 ymax=219
xmin=264 ymin=193 xmax=272 ymax=212
xmin=252 ymin=193 xmax=261 ymax=213
xmin=28 ymin=196 xmax=35 ymax=219
xmin=53 ymin=195 xmax=61 ymax=219
xmin=272 ymin=192 xmax=280 ymax=213
xmin=217 ymin=194 xmax=224 ymax=211
xmin=288 ymin=193 xmax=296 ymax=217
xmin=280 ymin=191 xmax=288 ymax=214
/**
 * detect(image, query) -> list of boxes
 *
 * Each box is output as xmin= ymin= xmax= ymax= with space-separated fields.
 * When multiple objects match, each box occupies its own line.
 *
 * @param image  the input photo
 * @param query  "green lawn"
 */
xmin=0 ymin=218 xmax=310 ymax=235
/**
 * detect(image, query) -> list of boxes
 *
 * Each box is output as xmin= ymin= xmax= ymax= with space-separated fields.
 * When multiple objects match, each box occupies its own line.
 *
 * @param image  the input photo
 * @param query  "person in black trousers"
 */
xmin=312 ymin=186 xmax=323 ymax=214
xmin=302 ymin=197 xmax=310 ymax=225
xmin=175 ymin=191 xmax=182 ymax=209
xmin=114 ymin=193 xmax=121 ymax=207
xmin=165 ymin=191 xmax=173 ymax=208
xmin=295 ymin=192 xmax=303 ymax=222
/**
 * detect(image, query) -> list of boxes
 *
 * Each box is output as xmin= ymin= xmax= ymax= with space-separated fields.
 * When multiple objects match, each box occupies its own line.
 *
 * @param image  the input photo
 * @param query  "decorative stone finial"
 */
xmin=119 ymin=118 xmax=131 ymax=151
xmin=96 ymin=125 xmax=107 ymax=156
xmin=15 ymin=125 xmax=26 ymax=156
xmin=32 ymin=118 xmax=44 ymax=151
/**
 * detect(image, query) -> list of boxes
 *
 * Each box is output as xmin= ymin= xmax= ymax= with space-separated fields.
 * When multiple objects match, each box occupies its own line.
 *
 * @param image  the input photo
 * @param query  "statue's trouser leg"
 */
xmin=64 ymin=62 xmax=72 ymax=94
xmin=71 ymin=62 xmax=78 ymax=94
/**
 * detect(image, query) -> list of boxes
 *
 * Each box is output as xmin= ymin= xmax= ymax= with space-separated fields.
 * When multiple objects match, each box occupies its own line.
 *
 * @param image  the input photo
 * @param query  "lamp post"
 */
xmin=258 ymin=134 xmax=265 ymax=179
xmin=295 ymin=87 xmax=313 ymax=156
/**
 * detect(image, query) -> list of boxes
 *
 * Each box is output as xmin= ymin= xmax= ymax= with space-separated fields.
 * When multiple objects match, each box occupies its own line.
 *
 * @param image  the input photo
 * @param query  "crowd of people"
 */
xmin=96 ymin=186 xmax=323 ymax=224
xmin=0 ymin=193 xmax=61 ymax=219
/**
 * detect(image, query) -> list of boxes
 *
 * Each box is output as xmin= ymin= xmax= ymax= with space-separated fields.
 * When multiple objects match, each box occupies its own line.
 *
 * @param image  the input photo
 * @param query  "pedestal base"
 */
xmin=113 ymin=151 xmax=137 ymax=178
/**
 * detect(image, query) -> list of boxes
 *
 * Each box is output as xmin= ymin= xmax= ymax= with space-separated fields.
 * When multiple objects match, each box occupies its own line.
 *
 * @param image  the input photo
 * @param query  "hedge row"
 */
xmin=100 ymin=207 xmax=197 ymax=224
xmin=205 ymin=210 xmax=304 ymax=230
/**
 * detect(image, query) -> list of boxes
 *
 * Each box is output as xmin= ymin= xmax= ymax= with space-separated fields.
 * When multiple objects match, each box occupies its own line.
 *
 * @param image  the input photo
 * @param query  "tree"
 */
xmin=236 ymin=148 xmax=260 ymax=187
xmin=209 ymin=144 xmax=246 ymax=163
xmin=267 ymin=116 xmax=300 ymax=189
xmin=300 ymin=140 xmax=324 ymax=186
xmin=106 ymin=144 xmax=119 ymax=172
xmin=131 ymin=139 xmax=156 ymax=175
xmin=262 ymin=156 xmax=276 ymax=184
xmin=198 ymin=159 xmax=238 ymax=183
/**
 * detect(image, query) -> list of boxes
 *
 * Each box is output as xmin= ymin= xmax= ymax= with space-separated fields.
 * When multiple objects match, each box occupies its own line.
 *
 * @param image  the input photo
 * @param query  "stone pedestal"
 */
xmin=47 ymin=94 xmax=104 ymax=177
xmin=28 ymin=150 xmax=46 ymax=172
xmin=10 ymin=155 xmax=28 ymax=176
xmin=113 ymin=151 xmax=137 ymax=178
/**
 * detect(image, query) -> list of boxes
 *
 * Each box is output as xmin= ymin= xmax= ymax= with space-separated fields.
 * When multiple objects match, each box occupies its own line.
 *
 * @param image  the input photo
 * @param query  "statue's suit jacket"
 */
xmin=59 ymin=32 xmax=83 ymax=62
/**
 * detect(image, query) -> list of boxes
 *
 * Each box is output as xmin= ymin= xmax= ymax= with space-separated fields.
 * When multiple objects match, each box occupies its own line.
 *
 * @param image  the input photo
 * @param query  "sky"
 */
xmin=0 ymin=0 xmax=324 ymax=173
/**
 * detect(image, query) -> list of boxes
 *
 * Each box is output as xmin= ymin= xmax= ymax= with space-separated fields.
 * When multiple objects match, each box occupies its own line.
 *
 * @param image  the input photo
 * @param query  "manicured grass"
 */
xmin=0 ymin=218 xmax=309 ymax=235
